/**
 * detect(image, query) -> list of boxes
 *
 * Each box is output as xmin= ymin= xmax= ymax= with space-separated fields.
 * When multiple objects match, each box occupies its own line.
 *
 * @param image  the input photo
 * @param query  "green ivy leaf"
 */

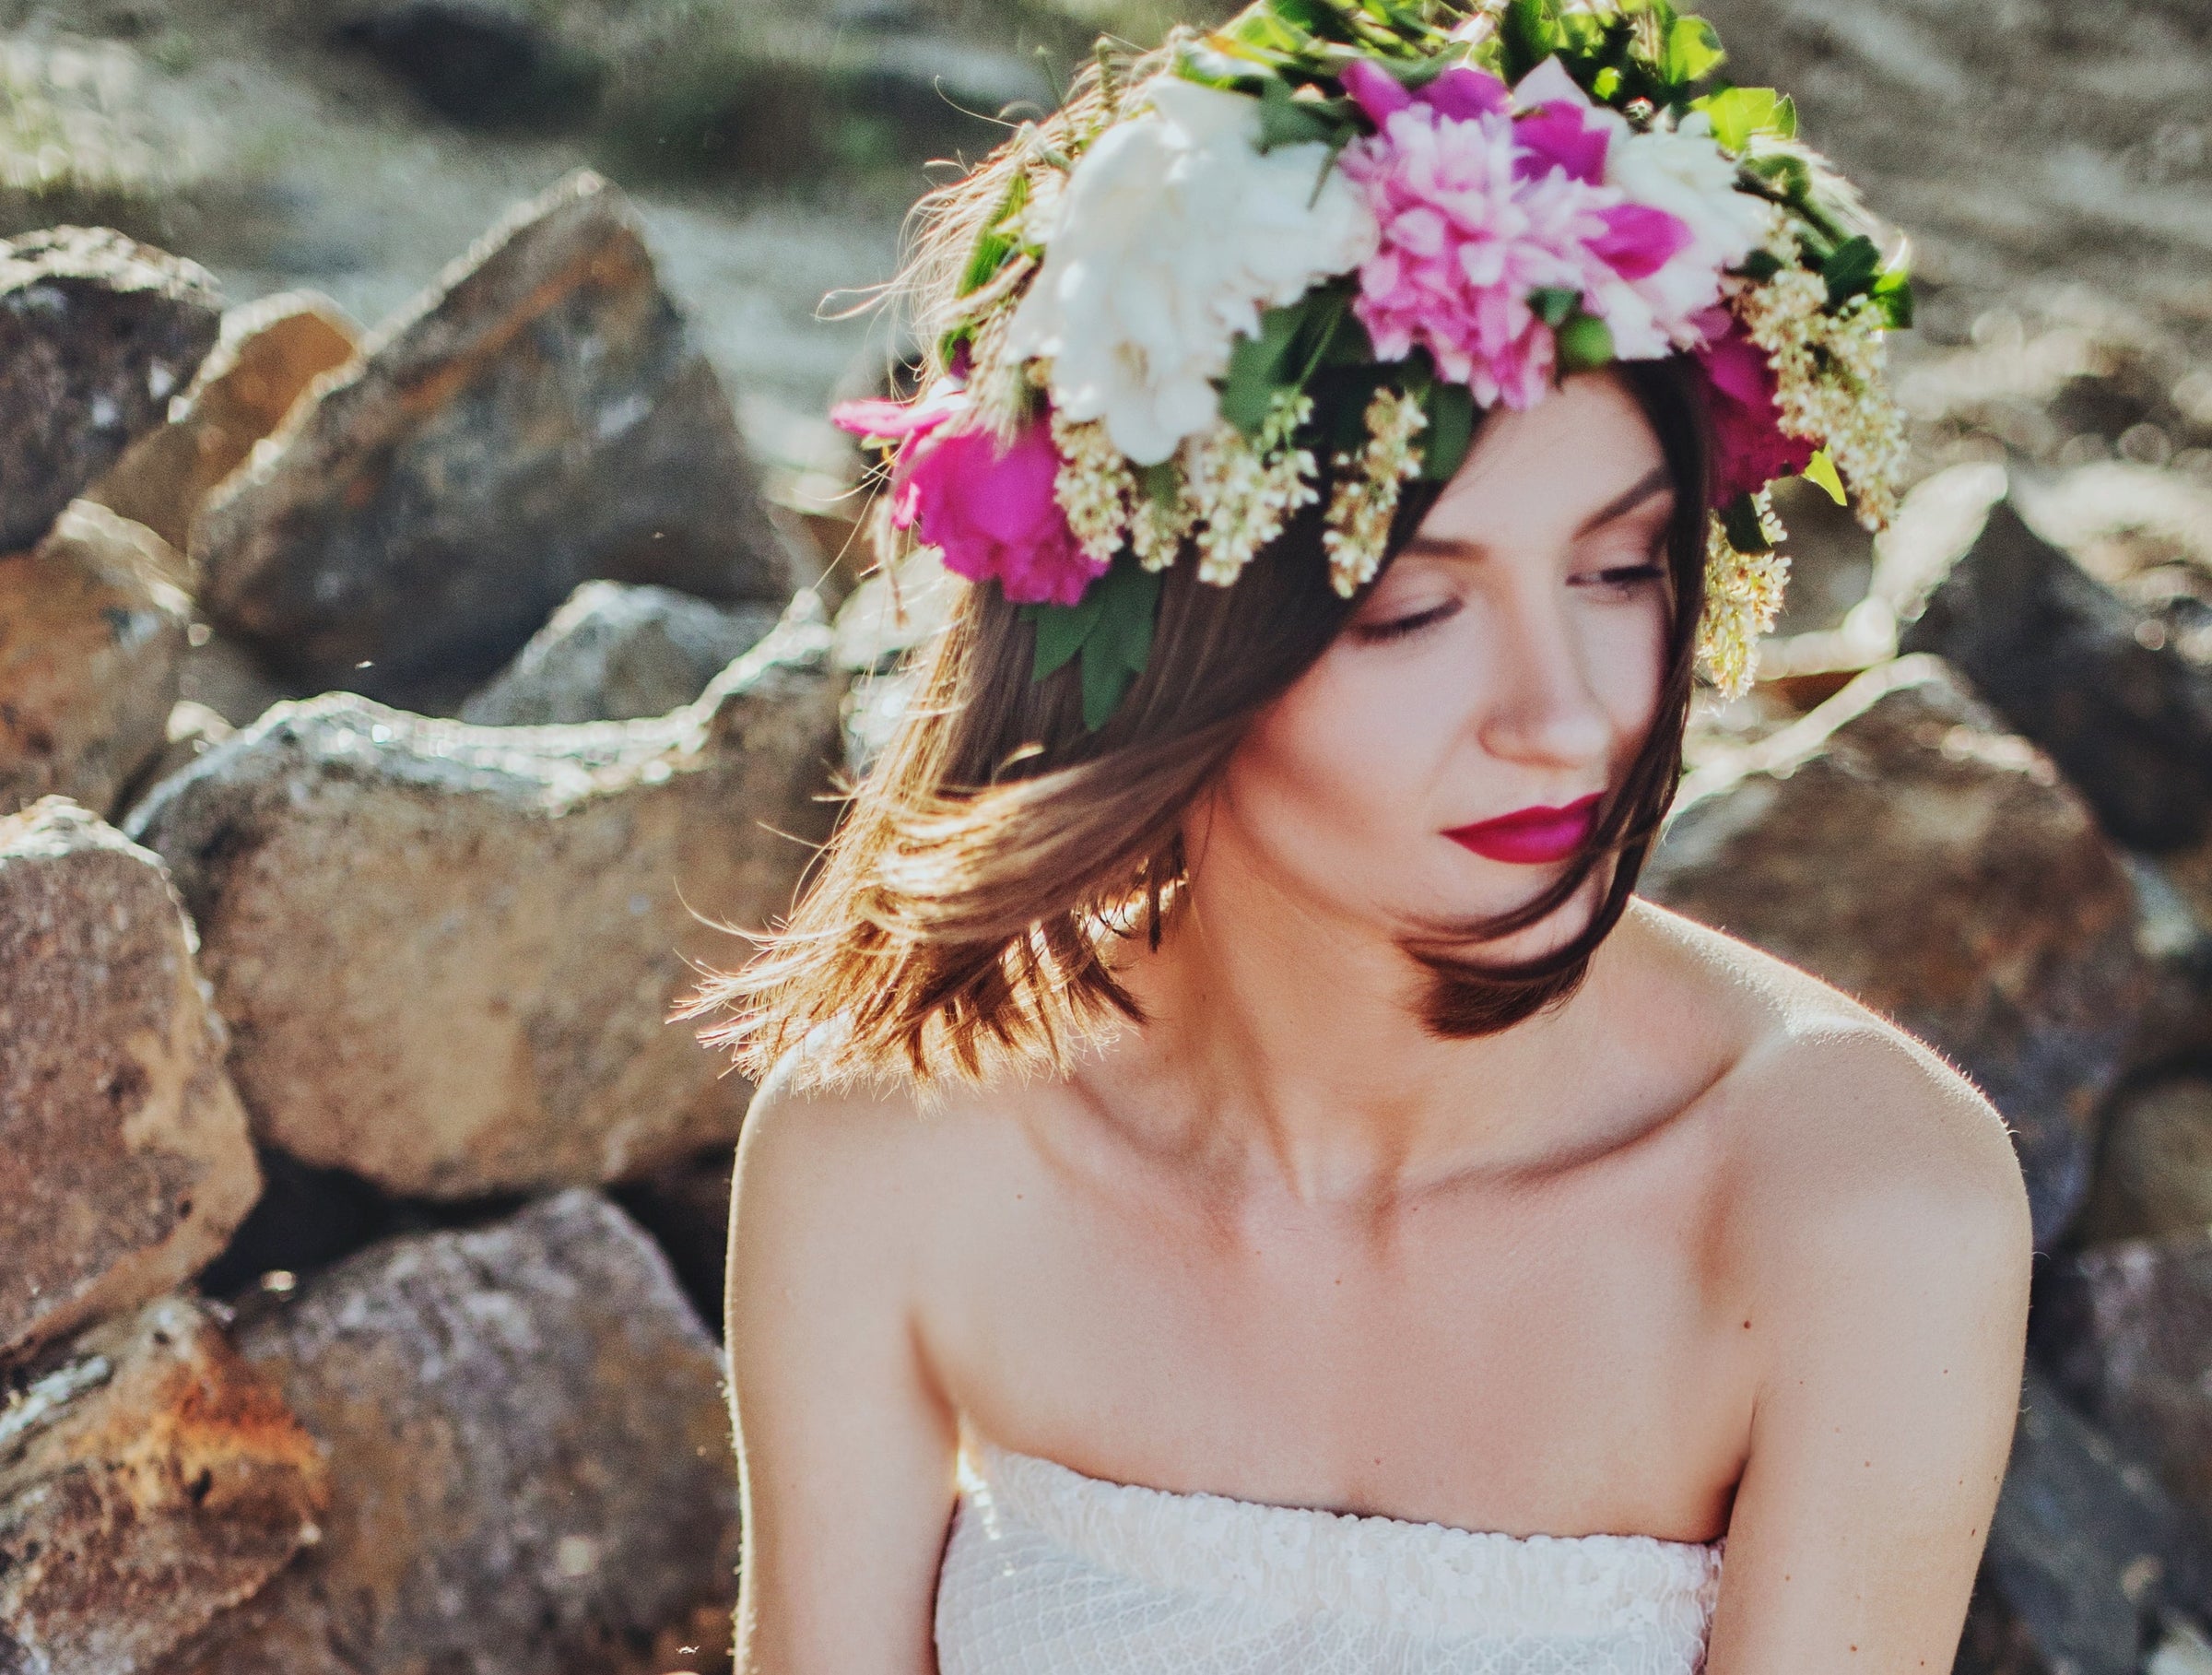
xmin=1742 ymin=149 xmax=1813 ymax=206
xmin=1530 ymin=287 xmax=1580 ymax=328
xmin=1556 ymin=312 xmax=1616 ymax=372
xmin=1801 ymin=449 xmax=1847 ymax=506
xmin=1694 ymin=86 xmax=1791 ymax=153
xmin=1501 ymin=0 xmax=1561 ymax=77
xmin=1420 ymin=380 xmax=1476 ymax=483
xmin=1720 ymin=493 xmax=1772 ymax=554
xmin=1025 ymin=588 xmax=1108 ymax=683
xmin=1074 ymin=560 xmax=1163 ymax=730
xmin=1220 ymin=299 xmax=1311 ymax=435
xmin=1661 ymin=14 xmax=1724 ymax=88
xmin=1821 ymin=235 xmax=1881 ymax=306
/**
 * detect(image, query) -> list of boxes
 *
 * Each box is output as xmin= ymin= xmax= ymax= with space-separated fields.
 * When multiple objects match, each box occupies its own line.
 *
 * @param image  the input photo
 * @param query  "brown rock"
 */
xmin=175 ymin=631 xmax=301 ymax=732
xmin=0 ymin=227 xmax=223 ymax=554
xmin=0 ymin=501 xmax=192 ymax=820
xmin=193 ymin=170 xmax=795 ymax=714
xmin=0 ymin=798 xmax=260 ymax=1363
xmin=0 ymin=1294 xmax=327 ymax=1674
xmin=89 ymin=291 xmax=360 ymax=554
xmin=2075 ymin=1078 xmax=2212 ymax=1247
xmin=1646 ymin=655 xmax=2151 ymax=1249
xmin=126 ymin=607 xmax=838 ymax=1198
xmin=2039 ymin=1233 xmax=2212 ymax=1528
xmin=122 ymin=702 xmax=239 ymax=819
xmin=154 ymin=1191 xmax=738 ymax=1675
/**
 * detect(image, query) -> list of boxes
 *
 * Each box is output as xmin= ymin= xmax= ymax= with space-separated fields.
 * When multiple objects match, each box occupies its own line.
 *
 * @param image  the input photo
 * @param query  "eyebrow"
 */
xmin=1401 ymin=464 xmax=1675 ymax=560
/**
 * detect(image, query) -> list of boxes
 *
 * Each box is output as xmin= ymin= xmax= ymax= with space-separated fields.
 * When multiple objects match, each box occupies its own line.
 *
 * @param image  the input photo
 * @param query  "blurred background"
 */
xmin=0 ymin=1 xmax=2207 ymax=1672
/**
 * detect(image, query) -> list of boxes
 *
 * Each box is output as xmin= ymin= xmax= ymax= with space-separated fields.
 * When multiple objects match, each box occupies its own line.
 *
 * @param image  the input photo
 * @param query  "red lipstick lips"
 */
xmin=1443 ymin=792 xmax=1603 ymax=866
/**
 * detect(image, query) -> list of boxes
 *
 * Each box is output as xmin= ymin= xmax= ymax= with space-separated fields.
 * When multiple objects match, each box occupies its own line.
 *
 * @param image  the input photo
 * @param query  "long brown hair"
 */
xmin=683 ymin=60 xmax=1714 ymax=1093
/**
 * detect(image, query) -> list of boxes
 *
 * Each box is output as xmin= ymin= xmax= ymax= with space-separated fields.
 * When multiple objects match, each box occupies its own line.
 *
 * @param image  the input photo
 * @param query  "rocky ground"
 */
xmin=0 ymin=0 xmax=2209 ymax=1671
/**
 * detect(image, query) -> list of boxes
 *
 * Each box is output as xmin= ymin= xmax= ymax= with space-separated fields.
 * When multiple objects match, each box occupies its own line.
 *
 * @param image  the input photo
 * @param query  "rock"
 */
xmin=459 ymin=580 xmax=782 ymax=725
xmin=2037 ymin=1233 xmax=2212 ymax=1528
xmin=0 ymin=501 xmax=192 ymax=820
xmin=0 ymin=1294 xmax=327 ymax=1674
xmin=0 ymin=798 xmax=260 ymax=1363
xmin=126 ymin=607 xmax=839 ymax=1198
xmin=193 ymin=170 xmax=795 ymax=714
xmin=0 ymin=226 xmax=222 ymax=553
xmin=89 ymin=291 xmax=361 ymax=555
xmin=1646 ymin=655 xmax=2151 ymax=1249
xmin=2150 ymin=1615 xmax=2212 ymax=1675
xmin=613 ymin=1145 xmax=735 ymax=1332
xmin=1900 ymin=500 xmax=2212 ymax=852
xmin=2075 ymin=1078 xmax=2212 ymax=1247
xmin=335 ymin=1 xmax=605 ymax=127
xmin=176 ymin=631 xmax=300 ymax=732
xmin=1975 ymin=1365 xmax=2212 ymax=1675
xmin=152 ymin=1191 xmax=738 ymax=1675
xmin=1953 ymin=1575 xmax=2053 ymax=1675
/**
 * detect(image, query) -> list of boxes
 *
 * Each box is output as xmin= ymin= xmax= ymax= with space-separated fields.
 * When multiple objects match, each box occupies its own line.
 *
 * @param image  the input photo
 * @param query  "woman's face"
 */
xmin=1205 ymin=371 xmax=1676 ymax=959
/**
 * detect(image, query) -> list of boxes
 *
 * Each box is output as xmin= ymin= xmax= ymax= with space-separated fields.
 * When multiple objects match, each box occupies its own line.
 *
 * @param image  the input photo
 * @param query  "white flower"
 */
xmin=1605 ymin=112 xmax=1768 ymax=341
xmin=1006 ymin=77 xmax=1380 ymax=467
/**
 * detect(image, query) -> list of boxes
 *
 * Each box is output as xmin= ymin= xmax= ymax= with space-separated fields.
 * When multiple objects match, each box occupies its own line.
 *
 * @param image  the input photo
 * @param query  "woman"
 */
xmin=693 ymin=3 xmax=2034 ymax=1669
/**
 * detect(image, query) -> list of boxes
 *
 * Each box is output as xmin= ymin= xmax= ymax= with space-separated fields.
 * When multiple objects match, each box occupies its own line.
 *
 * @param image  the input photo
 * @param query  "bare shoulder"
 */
xmin=1630 ymin=900 xmax=2034 ymax=1313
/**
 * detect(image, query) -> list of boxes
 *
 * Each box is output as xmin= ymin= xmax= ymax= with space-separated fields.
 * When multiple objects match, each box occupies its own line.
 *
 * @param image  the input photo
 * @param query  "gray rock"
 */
xmin=0 ymin=797 xmax=261 ymax=1364
xmin=1977 ymin=1366 xmax=2212 ymax=1675
xmin=192 ymin=170 xmax=795 ymax=714
xmin=2075 ymin=1078 xmax=2212 ymax=1248
xmin=152 ymin=1191 xmax=738 ymax=1675
xmin=1900 ymin=501 xmax=2212 ymax=852
xmin=125 ymin=607 xmax=839 ymax=1199
xmin=0 ymin=500 xmax=192 ymax=820
xmin=2038 ymin=1233 xmax=2212 ymax=1529
xmin=0 ymin=1294 xmax=328 ymax=1675
xmin=1647 ymin=655 xmax=2151 ymax=1249
xmin=0 ymin=226 xmax=222 ymax=553
xmin=459 ymin=580 xmax=782 ymax=725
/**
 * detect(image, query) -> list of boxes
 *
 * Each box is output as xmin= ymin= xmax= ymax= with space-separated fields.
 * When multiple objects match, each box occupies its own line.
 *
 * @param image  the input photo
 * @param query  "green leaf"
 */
xmin=1074 ymin=560 xmax=1163 ymax=730
xmin=1025 ymin=588 xmax=1107 ymax=683
xmin=1871 ymin=264 xmax=1915 ymax=329
xmin=1694 ymin=86 xmax=1790 ymax=153
xmin=1530 ymin=287 xmax=1580 ymax=329
xmin=1742 ymin=149 xmax=1812 ymax=205
xmin=1591 ymin=64 xmax=1622 ymax=100
xmin=1256 ymin=74 xmax=1340 ymax=150
xmin=956 ymin=171 xmax=1029 ymax=298
xmin=1661 ymin=14 xmax=1724 ymax=88
xmin=1719 ymin=493 xmax=1771 ymax=554
xmin=1420 ymin=380 xmax=1476 ymax=483
xmin=1801 ymin=449 xmax=1847 ymax=506
xmin=1555 ymin=312 xmax=1616 ymax=372
xmin=1220 ymin=299 xmax=1310 ymax=435
xmin=1734 ymin=247 xmax=1783 ymax=281
xmin=1821 ymin=234 xmax=1880 ymax=305
xmin=1502 ymin=0 xmax=1561 ymax=77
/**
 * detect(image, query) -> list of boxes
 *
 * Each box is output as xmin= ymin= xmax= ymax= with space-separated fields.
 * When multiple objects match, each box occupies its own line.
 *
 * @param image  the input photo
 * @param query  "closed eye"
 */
xmin=1352 ymin=599 xmax=1461 ymax=643
xmin=1576 ymin=562 xmax=1666 ymax=594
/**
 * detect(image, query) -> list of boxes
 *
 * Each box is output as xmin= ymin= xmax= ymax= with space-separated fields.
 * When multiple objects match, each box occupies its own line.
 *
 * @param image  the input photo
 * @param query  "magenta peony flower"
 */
xmin=1695 ymin=326 xmax=1816 ymax=508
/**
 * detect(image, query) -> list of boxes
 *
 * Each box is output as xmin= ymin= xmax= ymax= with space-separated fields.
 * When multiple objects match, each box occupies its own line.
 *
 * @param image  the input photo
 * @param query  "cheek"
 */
xmin=1583 ymin=596 xmax=1670 ymax=740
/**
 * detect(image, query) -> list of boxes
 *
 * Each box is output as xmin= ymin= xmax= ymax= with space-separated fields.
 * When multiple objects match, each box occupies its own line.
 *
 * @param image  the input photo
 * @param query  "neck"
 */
xmin=1106 ymin=826 xmax=1629 ymax=1209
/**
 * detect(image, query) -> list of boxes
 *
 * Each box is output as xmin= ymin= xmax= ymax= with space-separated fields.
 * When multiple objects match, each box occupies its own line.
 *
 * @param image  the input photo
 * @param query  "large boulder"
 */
xmin=2038 ymin=1233 xmax=2212 ymax=1529
xmin=192 ymin=169 xmax=795 ymax=714
xmin=125 ymin=608 xmax=839 ymax=1198
xmin=1645 ymin=655 xmax=2151 ymax=1249
xmin=89 ymin=291 xmax=361 ymax=555
xmin=0 ymin=501 xmax=192 ymax=820
xmin=0 ymin=798 xmax=260 ymax=1363
xmin=1900 ymin=500 xmax=2212 ymax=853
xmin=2074 ymin=1078 xmax=2212 ymax=1248
xmin=459 ymin=579 xmax=782 ymax=725
xmin=0 ymin=1295 xmax=328 ymax=1675
xmin=0 ymin=226 xmax=223 ymax=554
xmin=152 ymin=1191 xmax=739 ymax=1675
xmin=1974 ymin=1366 xmax=2212 ymax=1675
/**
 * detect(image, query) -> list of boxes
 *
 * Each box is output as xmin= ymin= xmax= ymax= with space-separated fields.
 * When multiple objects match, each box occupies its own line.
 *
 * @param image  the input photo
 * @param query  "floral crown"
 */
xmin=834 ymin=0 xmax=1912 ymax=728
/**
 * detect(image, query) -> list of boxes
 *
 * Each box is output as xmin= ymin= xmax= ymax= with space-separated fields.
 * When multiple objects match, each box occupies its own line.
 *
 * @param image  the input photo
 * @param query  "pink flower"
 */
xmin=1694 ymin=326 xmax=1815 ymax=508
xmin=835 ymin=392 xmax=1105 ymax=606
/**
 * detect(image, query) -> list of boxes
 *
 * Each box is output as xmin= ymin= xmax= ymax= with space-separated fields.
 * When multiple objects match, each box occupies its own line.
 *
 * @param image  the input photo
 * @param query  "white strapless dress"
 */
xmin=935 ymin=1435 xmax=1725 ymax=1674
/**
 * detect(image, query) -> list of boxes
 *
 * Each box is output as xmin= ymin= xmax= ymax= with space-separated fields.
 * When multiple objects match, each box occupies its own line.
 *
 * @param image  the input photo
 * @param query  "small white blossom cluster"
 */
xmin=1322 ymin=386 xmax=1430 ymax=596
xmin=1695 ymin=490 xmax=1788 ymax=699
xmin=1185 ymin=393 xmax=1320 ymax=585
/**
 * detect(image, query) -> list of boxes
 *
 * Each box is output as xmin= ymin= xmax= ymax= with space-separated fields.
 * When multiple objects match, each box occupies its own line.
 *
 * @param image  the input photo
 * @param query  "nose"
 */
xmin=1474 ymin=581 xmax=1615 ymax=770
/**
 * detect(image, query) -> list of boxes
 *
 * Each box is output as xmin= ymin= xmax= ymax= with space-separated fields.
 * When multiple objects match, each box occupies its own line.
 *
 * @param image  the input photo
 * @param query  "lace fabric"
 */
xmin=935 ymin=1435 xmax=1725 ymax=1674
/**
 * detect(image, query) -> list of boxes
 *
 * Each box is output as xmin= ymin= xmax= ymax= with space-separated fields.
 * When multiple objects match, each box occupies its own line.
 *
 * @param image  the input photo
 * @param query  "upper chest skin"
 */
xmin=910 ymin=1071 xmax=1761 ymax=1548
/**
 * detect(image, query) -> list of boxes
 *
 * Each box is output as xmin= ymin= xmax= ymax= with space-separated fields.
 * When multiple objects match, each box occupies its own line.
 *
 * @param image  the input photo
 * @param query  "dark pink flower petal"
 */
xmin=901 ymin=417 xmax=1108 ymax=606
xmin=1418 ymin=65 xmax=1511 ymax=122
xmin=1695 ymin=329 xmax=1816 ymax=508
xmin=1512 ymin=101 xmax=1610 ymax=184
xmin=1590 ymin=203 xmax=1694 ymax=280
xmin=1341 ymin=58 xmax=1414 ymax=125
xmin=830 ymin=395 xmax=953 ymax=442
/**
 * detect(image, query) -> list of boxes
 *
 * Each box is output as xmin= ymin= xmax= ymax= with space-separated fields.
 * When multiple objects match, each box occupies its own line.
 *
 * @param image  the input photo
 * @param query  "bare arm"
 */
xmin=1704 ymin=1037 xmax=2034 ymax=1673
xmin=724 ymin=1065 xmax=959 ymax=1673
